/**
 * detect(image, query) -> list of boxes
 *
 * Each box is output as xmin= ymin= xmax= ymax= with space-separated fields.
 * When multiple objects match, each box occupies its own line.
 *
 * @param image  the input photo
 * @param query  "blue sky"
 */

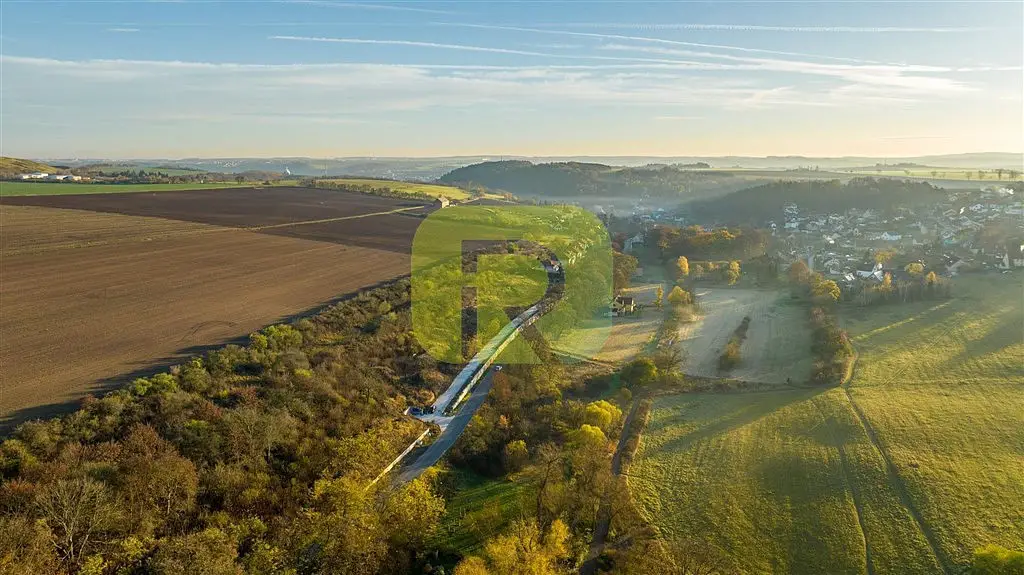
xmin=1 ymin=1 xmax=1021 ymax=158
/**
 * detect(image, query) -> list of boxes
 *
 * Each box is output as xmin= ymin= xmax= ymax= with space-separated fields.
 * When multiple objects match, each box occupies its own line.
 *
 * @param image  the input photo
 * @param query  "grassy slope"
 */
xmin=843 ymin=274 xmax=1024 ymax=567
xmin=0 ymin=157 xmax=57 ymax=174
xmin=0 ymin=181 xmax=258 ymax=196
xmin=630 ymin=273 xmax=1023 ymax=574
xmin=323 ymin=178 xmax=471 ymax=200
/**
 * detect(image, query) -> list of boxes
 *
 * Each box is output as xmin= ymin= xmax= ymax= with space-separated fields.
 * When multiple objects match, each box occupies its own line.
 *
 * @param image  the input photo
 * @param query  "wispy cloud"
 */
xmin=430 ymin=22 xmax=890 ymax=65
xmin=597 ymin=43 xmax=972 ymax=95
xmin=270 ymin=35 xmax=562 ymax=57
xmin=533 ymin=23 xmax=993 ymax=33
xmin=286 ymin=1 xmax=455 ymax=15
xmin=107 ymin=27 xmax=140 ymax=33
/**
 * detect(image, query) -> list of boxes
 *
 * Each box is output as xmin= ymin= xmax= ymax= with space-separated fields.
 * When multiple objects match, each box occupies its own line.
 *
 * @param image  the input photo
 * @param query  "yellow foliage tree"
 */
xmin=676 ymin=256 xmax=690 ymax=277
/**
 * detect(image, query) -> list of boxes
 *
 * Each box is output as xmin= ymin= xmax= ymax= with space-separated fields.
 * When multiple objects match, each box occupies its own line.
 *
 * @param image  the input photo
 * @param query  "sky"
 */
xmin=1 ymin=0 xmax=1021 ymax=159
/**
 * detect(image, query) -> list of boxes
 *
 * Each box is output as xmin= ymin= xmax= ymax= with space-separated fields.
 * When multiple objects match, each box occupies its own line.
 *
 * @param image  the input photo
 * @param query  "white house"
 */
xmin=624 ymin=233 xmax=645 ymax=253
xmin=19 ymin=172 xmax=49 ymax=180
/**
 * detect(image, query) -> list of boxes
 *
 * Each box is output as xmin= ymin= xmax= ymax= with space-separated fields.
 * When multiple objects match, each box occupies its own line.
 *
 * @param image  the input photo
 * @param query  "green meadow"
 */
xmin=629 ymin=273 xmax=1023 ymax=574
xmin=321 ymin=178 xmax=471 ymax=200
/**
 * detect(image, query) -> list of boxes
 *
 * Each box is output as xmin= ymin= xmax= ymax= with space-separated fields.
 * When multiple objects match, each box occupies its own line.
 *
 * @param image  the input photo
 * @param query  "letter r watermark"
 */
xmin=411 ymin=205 xmax=613 ymax=364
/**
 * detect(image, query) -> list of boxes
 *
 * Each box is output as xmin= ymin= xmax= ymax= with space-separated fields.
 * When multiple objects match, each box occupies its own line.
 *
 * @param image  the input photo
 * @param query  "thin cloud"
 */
xmin=107 ymin=27 xmax=140 ymax=33
xmin=270 ymin=35 xmax=564 ymax=57
xmin=431 ymin=22 xmax=890 ymax=65
xmin=286 ymin=1 xmax=456 ymax=15
xmin=597 ymin=43 xmax=972 ymax=95
xmin=536 ymin=23 xmax=992 ymax=33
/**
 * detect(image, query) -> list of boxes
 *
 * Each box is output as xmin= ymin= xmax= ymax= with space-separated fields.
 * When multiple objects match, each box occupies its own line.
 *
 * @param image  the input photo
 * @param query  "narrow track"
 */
xmin=842 ymin=351 xmax=951 ymax=574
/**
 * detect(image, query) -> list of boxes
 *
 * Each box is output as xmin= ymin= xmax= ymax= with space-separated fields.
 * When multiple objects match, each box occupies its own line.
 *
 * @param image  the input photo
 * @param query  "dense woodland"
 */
xmin=0 ymin=280 xmax=462 ymax=575
xmin=652 ymin=225 xmax=770 ymax=264
xmin=439 ymin=161 xmax=717 ymax=199
xmin=687 ymin=177 xmax=943 ymax=224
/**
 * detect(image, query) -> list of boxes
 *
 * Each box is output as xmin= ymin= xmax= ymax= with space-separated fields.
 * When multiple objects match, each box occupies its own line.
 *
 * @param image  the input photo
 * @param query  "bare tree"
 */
xmin=35 ymin=478 xmax=116 ymax=566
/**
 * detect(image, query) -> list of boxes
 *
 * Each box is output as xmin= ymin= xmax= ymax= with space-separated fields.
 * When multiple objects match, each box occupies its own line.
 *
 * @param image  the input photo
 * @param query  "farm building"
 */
xmin=613 ymin=295 xmax=636 ymax=316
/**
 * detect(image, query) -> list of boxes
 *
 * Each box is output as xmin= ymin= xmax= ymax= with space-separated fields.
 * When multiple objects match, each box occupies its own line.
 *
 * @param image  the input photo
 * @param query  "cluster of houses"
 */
xmin=17 ymin=172 xmax=83 ymax=182
xmin=772 ymin=188 xmax=1024 ymax=282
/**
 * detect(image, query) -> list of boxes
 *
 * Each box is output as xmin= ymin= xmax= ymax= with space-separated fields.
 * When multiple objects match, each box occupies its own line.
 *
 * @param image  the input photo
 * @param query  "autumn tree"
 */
xmin=455 ymin=519 xmax=571 ymax=575
xmin=621 ymin=358 xmax=658 ymax=388
xmin=904 ymin=262 xmax=925 ymax=276
xmin=667 ymin=286 xmax=693 ymax=307
xmin=584 ymin=400 xmax=623 ymax=435
xmin=654 ymin=286 xmax=664 ymax=309
xmin=788 ymin=260 xmax=811 ymax=285
xmin=725 ymin=261 xmax=741 ymax=285
xmin=502 ymin=440 xmax=529 ymax=473
xmin=676 ymin=256 xmax=690 ymax=277
xmin=812 ymin=279 xmax=841 ymax=302
xmin=148 ymin=528 xmax=242 ymax=575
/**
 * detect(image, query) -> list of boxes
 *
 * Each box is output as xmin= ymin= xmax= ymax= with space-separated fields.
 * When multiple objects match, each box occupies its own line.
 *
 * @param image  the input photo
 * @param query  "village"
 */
xmin=616 ymin=183 xmax=1023 ymax=291
xmin=769 ymin=185 xmax=1024 ymax=284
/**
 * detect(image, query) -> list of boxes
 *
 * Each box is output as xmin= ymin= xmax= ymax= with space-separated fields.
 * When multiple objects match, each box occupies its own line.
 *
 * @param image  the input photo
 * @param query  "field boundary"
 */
xmin=1 ymin=204 xmax=428 ymax=257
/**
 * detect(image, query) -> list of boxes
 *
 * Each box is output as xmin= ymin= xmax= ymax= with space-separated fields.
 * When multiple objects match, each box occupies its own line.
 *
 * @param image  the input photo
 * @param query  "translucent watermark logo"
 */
xmin=411 ymin=205 xmax=612 ymax=364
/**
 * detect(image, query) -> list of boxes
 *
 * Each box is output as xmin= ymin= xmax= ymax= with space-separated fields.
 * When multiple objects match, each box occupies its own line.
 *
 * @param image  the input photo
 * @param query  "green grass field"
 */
xmin=0 ymin=181 xmax=258 ymax=197
xmin=433 ymin=468 xmax=532 ymax=556
xmin=630 ymin=273 xmax=1023 ymax=574
xmin=321 ymin=178 xmax=471 ymax=200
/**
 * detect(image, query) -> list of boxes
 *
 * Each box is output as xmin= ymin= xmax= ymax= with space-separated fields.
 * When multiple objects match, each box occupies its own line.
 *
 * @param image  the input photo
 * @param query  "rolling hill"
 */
xmin=0 ymin=157 xmax=58 ymax=177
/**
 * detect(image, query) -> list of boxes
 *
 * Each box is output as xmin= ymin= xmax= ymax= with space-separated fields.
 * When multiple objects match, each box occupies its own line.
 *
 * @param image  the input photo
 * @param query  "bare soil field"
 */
xmin=261 ymin=211 xmax=427 ymax=253
xmin=2 ymin=186 xmax=431 ymax=228
xmin=0 ymin=205 xmax=409 ymax=429
xmin=677 ymin=288 xmax=813 ymax=383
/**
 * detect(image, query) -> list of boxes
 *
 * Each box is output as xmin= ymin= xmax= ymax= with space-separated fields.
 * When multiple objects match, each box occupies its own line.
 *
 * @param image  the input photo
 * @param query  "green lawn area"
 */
xmin=321 ymin=178 xmax=471 ymax=200
xmin=629 ymin=273 xmax=1023 ymax=574
xmin=433 ymin=467 xmax=532 ymax=556
xmin=0 ymin=181 xmax=257 ymax=196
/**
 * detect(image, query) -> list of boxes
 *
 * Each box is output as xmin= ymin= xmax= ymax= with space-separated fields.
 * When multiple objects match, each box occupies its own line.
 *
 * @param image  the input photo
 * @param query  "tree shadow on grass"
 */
xmin=0 ymin=275 xmax=409 ymax=435
xmin=648 ymin=386 xmax=829 ymax=457
xmin=937 ymin=311 xmax=1024 ymax=376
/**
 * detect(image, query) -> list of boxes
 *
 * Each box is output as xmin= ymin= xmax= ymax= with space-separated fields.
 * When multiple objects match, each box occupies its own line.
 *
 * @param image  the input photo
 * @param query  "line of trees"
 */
xmin=808 ymin=306 xmax=855 ymax=386
xmin=718 ymin=316 xmax=751 ymax=372
xmin=653 ymin=225 xmax=768 ymax=263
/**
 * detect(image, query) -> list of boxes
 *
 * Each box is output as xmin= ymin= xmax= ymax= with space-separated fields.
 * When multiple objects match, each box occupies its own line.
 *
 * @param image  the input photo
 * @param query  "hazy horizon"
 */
xmin=2 ymin=1 xmax=1021 ymax=158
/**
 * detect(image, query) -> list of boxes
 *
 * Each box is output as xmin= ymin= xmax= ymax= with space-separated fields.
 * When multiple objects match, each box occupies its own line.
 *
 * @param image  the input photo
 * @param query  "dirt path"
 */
xmin=810 ymin=396 xmax=875 ymax=575
xmin=580 ymin=399 xmax=643 ymax=575
xmin=842 ymin=350 xmax=952 ymax=575
xmin=676 ymin=288 xmax=813 ymax=383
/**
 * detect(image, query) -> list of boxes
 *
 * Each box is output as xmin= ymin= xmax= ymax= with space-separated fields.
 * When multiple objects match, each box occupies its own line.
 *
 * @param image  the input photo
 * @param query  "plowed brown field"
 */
xmin=0 ymin=202 xmax=411 ymax=429
xmin=2 ymin=186 xmax=431 ymax=228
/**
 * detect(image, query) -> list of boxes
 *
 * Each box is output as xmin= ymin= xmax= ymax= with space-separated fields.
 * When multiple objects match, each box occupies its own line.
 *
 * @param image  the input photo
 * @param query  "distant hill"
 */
xmin=35 ymin=153 xmax=1021 ymax=181
xmin=0 ymin=157 xmax=58 ymax=177
xmin=687 ymin=177 xmax=944 ymax=225
xmin=438 ymin=160 xmax=721 ymax=199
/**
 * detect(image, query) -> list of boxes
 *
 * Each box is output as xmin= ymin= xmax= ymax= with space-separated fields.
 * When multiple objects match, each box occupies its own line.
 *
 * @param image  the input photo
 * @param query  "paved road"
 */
xmin=396 ymin=370 xmax=496 ymax=484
